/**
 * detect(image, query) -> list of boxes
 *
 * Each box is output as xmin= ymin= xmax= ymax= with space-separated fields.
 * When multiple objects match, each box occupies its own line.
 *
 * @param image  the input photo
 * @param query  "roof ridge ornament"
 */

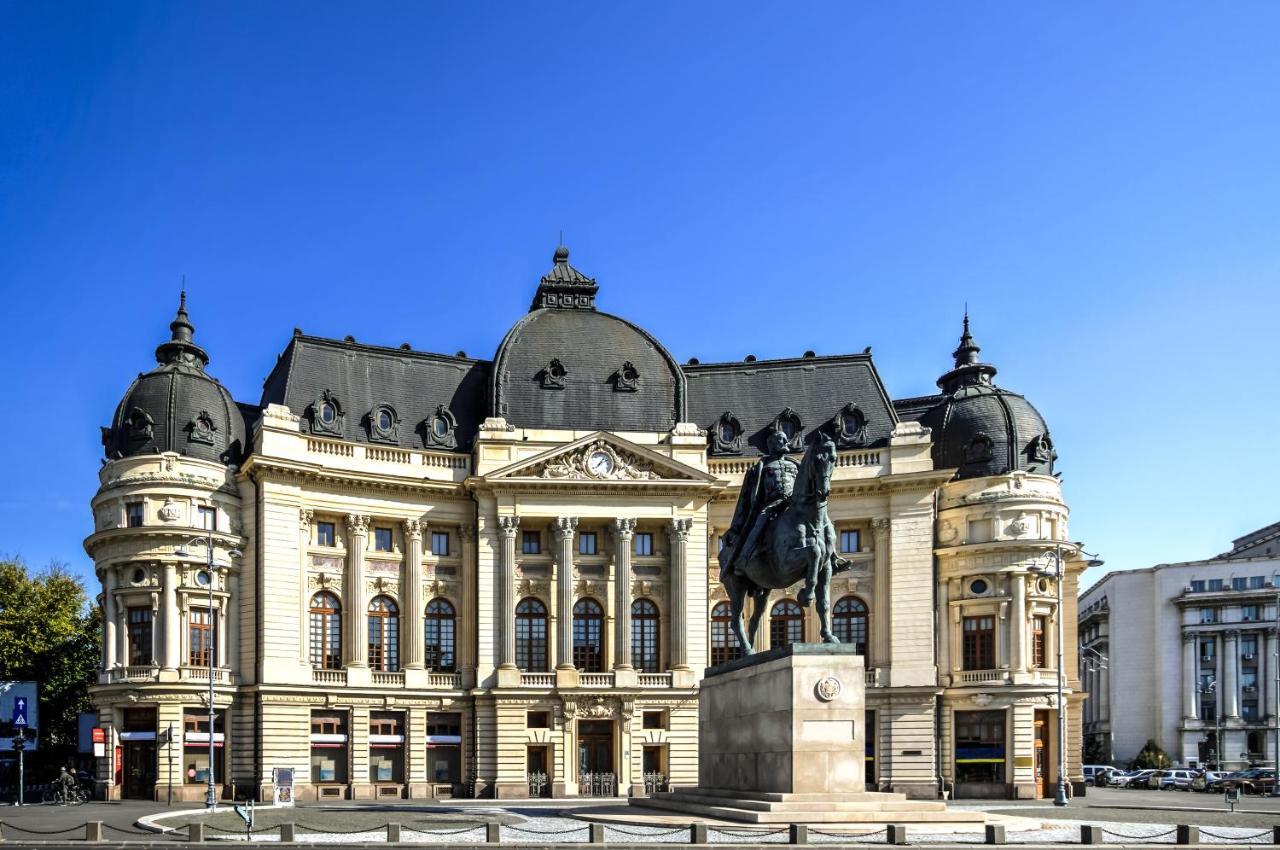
xmin=154 ymin=291 xmax=210 ymax=369
xmin=531 ymin=243 xmax=599 ymax=311
xmin=936 ymin=309 xmax=998 ymax=393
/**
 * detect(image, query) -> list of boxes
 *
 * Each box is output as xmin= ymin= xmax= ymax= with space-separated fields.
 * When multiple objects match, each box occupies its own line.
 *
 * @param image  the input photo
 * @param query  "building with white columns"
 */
xmin=88 ymin=247 xmax=1087 ymax=802
xmin=1079 ymin=522 xmax=1280 ymax=769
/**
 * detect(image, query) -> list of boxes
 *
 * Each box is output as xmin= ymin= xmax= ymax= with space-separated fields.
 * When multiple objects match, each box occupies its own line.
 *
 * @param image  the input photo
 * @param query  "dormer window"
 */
xmin=611 ymin=361 xmax=639 ymax=392
xmin=833 ymin=403 xmax=867 ymax=448
xmin=964 ymin=434 xmax=994 ymax=464
xmin=771 ymin=408 xmax=803 ymax=450
xmin=187 ymin=411 xmax=217 ymax=446
xmin=538 ymin=358 xmax=567 ymax=389
xmin=422 ymin=404 xmax=458 ymax=449
xmin=127 ymin=407 xmax=154 ymax=443
xmin=711 ymin=412 xmax=743 ymax=455
xmin=309 ymin=390 xmax=344 ymax=436
xmin=368 ymin=403 xmax=399 ymax=443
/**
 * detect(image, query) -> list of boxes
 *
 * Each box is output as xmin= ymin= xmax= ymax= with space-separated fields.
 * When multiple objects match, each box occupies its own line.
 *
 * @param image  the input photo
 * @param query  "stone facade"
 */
xmin=1079 ymin=531 xmax=1280 ymax=770
xmin=87 ymin=249 xmax=1087 ymax=802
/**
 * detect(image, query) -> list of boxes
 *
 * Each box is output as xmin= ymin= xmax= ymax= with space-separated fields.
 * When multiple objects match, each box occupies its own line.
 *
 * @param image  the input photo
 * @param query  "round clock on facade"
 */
xmin=587 ymin=449 xmax=615 ymax=477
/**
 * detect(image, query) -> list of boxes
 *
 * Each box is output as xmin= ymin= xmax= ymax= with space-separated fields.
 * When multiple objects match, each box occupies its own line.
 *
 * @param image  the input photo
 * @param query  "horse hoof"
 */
xmin=821 ymin=632 xmax=839 ymax=644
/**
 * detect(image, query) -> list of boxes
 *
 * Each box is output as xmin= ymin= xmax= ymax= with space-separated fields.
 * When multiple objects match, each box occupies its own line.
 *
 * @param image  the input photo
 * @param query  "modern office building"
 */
xmin=1079 ymin=523 xmax=1280 ymax=769
xmin=87 ymin=247 xmax=1087 ymax=801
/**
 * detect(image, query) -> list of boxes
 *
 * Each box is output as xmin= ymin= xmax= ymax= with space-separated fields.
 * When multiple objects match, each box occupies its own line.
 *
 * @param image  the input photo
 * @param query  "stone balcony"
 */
xmin=101 ymin=664 xmax=237 ymax=685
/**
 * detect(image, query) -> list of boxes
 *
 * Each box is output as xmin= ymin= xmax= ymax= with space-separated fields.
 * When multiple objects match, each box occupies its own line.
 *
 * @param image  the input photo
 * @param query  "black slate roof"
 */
xmin=259 ymin=334 xmax=488 ymax=452
xmin=683 ymin=354 xmax=898 ymax=455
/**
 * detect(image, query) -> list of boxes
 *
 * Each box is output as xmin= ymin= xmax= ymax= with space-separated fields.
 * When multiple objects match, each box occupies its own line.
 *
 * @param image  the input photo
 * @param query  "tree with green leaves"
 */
xmin=0 ymin=559 xmax=101 ymax=751
xmin=1131 ymin=738 xmax=1172 ymax=770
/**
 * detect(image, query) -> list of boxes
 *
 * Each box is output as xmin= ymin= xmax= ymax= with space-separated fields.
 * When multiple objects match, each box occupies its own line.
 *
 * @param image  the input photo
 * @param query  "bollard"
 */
xmin=589 ymin=823 xmax=605 ymax=843
xmin=0 ymin=818 xmax=6 ymax=844
xmin=1274 ymin=826 xmax=1280 ymax=848
xmin=486 ymin=822 xmax=501 ymax=843
xmin=1175 ymin=825 xmax=1198 ymax=845
xmin=984 ymin=824 xmax=1006 ymax=845
xmin=788 ymin=823 xmax=808 ymax=844
xmin=886 ymin=824 xmax=907 ymax=845
xmin=691 ymin=823 xmax=708 ymax=844
xmin=280 ymin=823 xmax=296 ymax=843
xmin=188 ymin=823 xmax=204 ymax=843
xmin=1080 ymin=824 xmax=1102 ymax=845
xmin=387 ymin=823 xmax=401 ymax=843
xmin=85 ymin=822 xmax=105 ymax=843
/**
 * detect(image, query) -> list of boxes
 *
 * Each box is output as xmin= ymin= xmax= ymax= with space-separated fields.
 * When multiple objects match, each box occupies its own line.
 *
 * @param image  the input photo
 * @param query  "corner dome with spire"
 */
xmin=918 ymin=313 xmax=1056 ymax=480
xmin=102 ymin=294 xmax=247 ymax=464
xmin=491 ymin=245 xmax=686 ymax=432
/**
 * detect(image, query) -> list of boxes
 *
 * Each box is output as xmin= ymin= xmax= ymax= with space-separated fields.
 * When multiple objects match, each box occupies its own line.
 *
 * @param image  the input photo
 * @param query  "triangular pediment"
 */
xmin=486 ymin=432 xmax=717 ymax=484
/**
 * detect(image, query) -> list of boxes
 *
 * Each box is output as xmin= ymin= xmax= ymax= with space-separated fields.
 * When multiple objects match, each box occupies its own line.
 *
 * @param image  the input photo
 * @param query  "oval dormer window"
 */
xmin=780 ymin=419 xmax=796 ymax=440
xmin=433 ymin=417 xmax=449 ymax=438
xmin=720 ymin=422 xmax=736 ymax=444
xmin=320 ymin=402 xmax=336 ymax=424
xmin=378 ymin=410 xmax=393 ymax=432
xmin=840 ymin=409 xmax=863 ymax=439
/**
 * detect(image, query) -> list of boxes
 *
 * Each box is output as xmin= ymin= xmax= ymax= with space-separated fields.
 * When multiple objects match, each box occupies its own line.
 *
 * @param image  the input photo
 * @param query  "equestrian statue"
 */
xmin=716 ymin=428 xmax=850 ymax=655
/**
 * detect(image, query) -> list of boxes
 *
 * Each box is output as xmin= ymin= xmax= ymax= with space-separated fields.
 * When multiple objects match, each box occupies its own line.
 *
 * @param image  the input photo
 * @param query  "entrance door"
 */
xmin=1033 ymin=711 xmax=1050 ymax=799
xmin=577 ymin=720 xmax=614 ymax=796
xmin=123 ymin=742 xmax=157 ymax=800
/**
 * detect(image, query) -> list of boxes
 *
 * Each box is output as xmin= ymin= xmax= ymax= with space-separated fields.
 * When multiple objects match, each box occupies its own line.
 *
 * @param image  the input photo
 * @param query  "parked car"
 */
xmin=1190 ymin=771 xmax=1227 ymax=791
xmin=1232 ymin=769 xmax=1276 ymax=795
xmin=1119 ymin=769 xmax=1156 ymax=788
xmin=1159 ymin=769 xmax=1197 ymax=790
xmin=1083 ymin=765 xmax=1121 ymax=786
xmin=1207 ymin=770 xmax=1244 ymax=793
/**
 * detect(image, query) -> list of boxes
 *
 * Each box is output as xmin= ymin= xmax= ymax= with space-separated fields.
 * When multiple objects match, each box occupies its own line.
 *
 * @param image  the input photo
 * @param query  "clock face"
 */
xmin=587 ymin=450 xmax=615 ymax=476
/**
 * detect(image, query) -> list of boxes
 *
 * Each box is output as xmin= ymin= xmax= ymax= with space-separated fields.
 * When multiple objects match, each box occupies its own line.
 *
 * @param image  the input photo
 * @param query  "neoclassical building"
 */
xmin=87 ymin=247 xmax=1087 ymax=802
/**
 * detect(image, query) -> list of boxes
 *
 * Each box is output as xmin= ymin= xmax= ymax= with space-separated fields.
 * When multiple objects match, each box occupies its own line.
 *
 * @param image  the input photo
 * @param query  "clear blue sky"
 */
xmin=2 ymin=2 xmax=1278 ymax=593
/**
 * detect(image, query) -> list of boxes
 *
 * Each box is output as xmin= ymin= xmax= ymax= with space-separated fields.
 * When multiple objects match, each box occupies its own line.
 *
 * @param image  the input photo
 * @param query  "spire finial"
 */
xmin=937 ymin=306 xmax=997 ymax=391
xmin=155 ymin=283 xmax=208 ymax=367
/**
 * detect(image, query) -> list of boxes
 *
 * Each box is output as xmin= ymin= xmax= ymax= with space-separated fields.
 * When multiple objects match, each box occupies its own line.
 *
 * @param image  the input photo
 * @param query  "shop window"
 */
xmin=309 ymin=711 xmax=349 ymax=785
xmin=426 ymin=713 xmax=462 ymax=783
xmin=955 ymin=710 xmax=1006 ymax=784
xmin=182 ymin=709 xmax=225 ymax=785
xmin=961 ymin=616 xmax=995 ymax=670
xmin=369 ymin=711 xmax=405 ymax=784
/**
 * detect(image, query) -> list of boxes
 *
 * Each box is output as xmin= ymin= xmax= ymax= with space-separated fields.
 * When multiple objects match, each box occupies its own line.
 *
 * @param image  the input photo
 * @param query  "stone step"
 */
xmin=676 ymin=787 xmax=910 ymax=804
xmin=633 ymin=795 xmax=986 ymax=824
xmin=648 ymin=791 xmax=950 ymax=814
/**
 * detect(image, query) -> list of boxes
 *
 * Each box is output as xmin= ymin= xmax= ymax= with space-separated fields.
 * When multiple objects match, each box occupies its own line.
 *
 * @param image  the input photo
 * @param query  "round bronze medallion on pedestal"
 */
xmin=815 ymin=676 xmax=843 ymax=702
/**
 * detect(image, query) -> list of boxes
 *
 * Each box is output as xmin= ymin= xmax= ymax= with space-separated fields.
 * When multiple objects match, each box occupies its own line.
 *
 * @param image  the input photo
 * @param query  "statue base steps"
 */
xmin=634 ymin=789 xmax=984 ymax=824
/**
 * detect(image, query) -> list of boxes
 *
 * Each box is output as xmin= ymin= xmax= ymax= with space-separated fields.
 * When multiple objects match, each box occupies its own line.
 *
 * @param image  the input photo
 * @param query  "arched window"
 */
xmin=770 ymin=599 xmax=804 ymax=650
xmin=833 ymin=596 xmax=868 ymax=657
xmin=367 ymin=596 xmax=399 ymax=672
xmin=309 ymin=592 xmax=342 ymax=670
xmin=710 ymin=601 xmax=743 ymax=666
xmin=632 ymin=599 xmax=661 ymax=673
xmin=425 ymin=598 xmax=456 ymax=672
xmin=573 ymin=599 xmax=605 ymax=672
xmin=515 ymin=598 xmax=548 ymax=671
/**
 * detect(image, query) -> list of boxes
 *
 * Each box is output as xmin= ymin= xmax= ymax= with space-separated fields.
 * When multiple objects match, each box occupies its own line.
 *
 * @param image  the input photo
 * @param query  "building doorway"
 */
xmin=526 ymin=746 xmax=551 ymax=797
xmin=1033 ymin=711 xmax=1050 ymax=799
xmin=123 ymin=741 xmax=157 ymax=799
xmin=577 ymin=720 xmax=615 ymax=796
xmin=865 ymin=710 xmax=877 ymax=790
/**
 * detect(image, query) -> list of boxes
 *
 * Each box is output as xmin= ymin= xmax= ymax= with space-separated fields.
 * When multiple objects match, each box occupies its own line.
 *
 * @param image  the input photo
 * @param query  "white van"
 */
xmin=1082 ymin=764 xmax=1120 ymax=786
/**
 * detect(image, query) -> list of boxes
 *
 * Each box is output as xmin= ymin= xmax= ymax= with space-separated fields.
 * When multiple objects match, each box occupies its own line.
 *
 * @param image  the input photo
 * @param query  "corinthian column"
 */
xmin=345 ymin=515 xmax=370 ymax=667
xmin=667 ymin=518 xmax=693 ymax=670
xmin=1010 ymin=572 xmax=1026 ymax=673
xmin=403 ymin=520 xmax=425 ymax=669
xmin=1224 ymin=630 xmax=1240 ymax=720
xmin=162 ymin=562 xmax=179 ymax=672
xmin=1183 ymin=633 xmax=1199 ymax=721
xmin=613 ymin=518 xmax=637 ymax=670
xmin=496 ymin=516 xmax=520 ymax=670
xmin=553 ymin=517 xmax=579 ymax=670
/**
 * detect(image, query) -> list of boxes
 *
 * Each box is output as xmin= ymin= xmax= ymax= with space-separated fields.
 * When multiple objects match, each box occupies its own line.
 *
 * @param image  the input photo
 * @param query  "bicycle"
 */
xmin=42 ymin=784 xmax=88 ymax=805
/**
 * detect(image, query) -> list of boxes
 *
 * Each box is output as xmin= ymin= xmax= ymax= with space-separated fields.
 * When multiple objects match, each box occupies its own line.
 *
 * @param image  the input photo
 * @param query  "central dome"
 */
xmin=490 ymin=247 xmax=686 ymax=432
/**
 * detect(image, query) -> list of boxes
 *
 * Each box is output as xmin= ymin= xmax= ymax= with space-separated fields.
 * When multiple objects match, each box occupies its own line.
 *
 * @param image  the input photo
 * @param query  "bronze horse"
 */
xmin=718 ymin=432 xmax=840 ymax=654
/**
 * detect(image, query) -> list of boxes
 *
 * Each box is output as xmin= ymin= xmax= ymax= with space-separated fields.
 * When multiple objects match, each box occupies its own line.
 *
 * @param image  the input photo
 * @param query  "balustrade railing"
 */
xmin=107 ymin=665 xmax=158 ymax=683
xmin=312 ymin=667 xmax=347 ymax=686
xmin=579 ymin=672 xmax=614 ymax=687
xmin=957 ymin=669 xmax=1006 ymax=684
xmin=371 ymin=670 xmax=405 ymax=687
xmin=638 ymin=672 xmax=673 ymax=688
xmin=520 ymin=671 xmax=555 ymax=687
xmin=180 ymin=666 xmax=230 ymax=683
xmin=427 ymin=671 xmax=462 ymax=688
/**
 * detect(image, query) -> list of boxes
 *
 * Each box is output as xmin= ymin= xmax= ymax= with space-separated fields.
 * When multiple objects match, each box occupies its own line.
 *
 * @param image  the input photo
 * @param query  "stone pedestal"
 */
xmin=634 ymin=645 xmax=983 ymax=825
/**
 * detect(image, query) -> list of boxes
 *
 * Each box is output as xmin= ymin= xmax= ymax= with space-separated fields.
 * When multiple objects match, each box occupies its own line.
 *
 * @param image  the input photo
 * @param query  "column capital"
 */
xmin=612 ymin=517 xmax=637 ymax=540
xmin=667 ymin=517 xmax=693 ymax=541
xmin=459 ymin=523 xmax=477 ymax=541
xmin=497 ymin=515 xmax=521 ymax=539
xmin=552 ymin=516 xmax=579 ymax=540
xmin=1225 ymin=629 xmax=1241 ymax=640
xmin=299 ymin=508 xmax=314 ymax=529
xmin=345 ymin=514 xmax=370 ymax=535
xmin=402 ymin=518 xmax=423 ymax=539
xmin=872 ymin=516 xmax=891 ymax=537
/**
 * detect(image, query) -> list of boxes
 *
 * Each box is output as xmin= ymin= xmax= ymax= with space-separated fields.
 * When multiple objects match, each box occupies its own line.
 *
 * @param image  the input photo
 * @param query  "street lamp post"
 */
xmin=1197 ymin=678 xmax=1219 ymax=769
xmin=1273 ymin=588 xmax=1279 ymax=795
xmin=1031 ymin=543 xmax=1103 ymax=808
xmin=175 ymin=528 xmax=240 ymax=810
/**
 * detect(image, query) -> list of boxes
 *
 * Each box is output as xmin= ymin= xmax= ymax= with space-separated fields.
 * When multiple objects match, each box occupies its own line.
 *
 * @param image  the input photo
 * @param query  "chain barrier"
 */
xmin=103 ymin=823 xmax=171 ymax=836
xmin=1099 ymin=826 xmax=1178 ymax=841
xmin=404 ymin=825 xmax=489 ymax=837
xmin=0 ymin=823 xmax=87 ymax=835
xmin=710 ymin=826 xmax=789 ymax=837
xmin=294 ymin=822 xmax=392 ymax=835
xmin=505 ymin=822 xmax=591 ymax=836
xmin=603 ymin=824 xmax=695 ymax=838
xmin=1197 ymin=827 xmax=1276 ymax=840
xmin=809 ymin=827 xmax=887 ymax=838
xmin=202 ymin=822 xmax=278 ymax=835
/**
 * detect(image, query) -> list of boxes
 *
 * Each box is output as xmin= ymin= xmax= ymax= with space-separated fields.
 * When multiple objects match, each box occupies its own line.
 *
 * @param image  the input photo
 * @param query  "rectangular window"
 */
xmin=962 ymin=616 xmax=995 ymax=670
xmin=1243 ymin=701 xmax=1260 ymax=722
xmin=182 ymin=709 xmax=225 ymax=785
xmin=1200 ymin=607 xmax=1219 ymax=624
xmin=527 ymin=711 xmax=550 ymax=729
xmin=431 ymin=531 xmax=450 ymax=556
xmin=309 ymin=711 xmax=348 ymax=784
xmin=426 ymin=712 xmax=462 ymax=783
xmin=1233 ymin=577 xmax=1248 ymax=591
xmin=369 ymin=711 xmax=405 ymax=783
xmin=316 ymin=522 xmax=335 ymax=547
xmin=374 ymin=527 xmax=393 ymax=552
xmin=198 ymin=505 xmax=216 ymax=531
xmin=1242 ymin=605 xmax=1259 ymax=622
xmin=634 ymin=533 xmax=653 ymax=556
xmin=188 ymin=607 xmax=216 ymax=667
xmin=954 ymin=710 xmax=1006 ymax=784
xmin=1190 ymin=580 xmax=1206 ymax=593
xmin=966 ymin=518 xmax=992 ymax=545
xmin=642 ymin=710 xmax=667 ymax=730
xmin=522 ymin=531 xmax=541 ymax=555
xmin=127 ymin=502 xmax=144 ymax=528
xmin=1207 ymin=579 xmax=1224 ymax=592
xmin=1200 ymin=699 xmax=1217 ymax=723
xmin=1031 ymin=616 xmax=1047 ymax=668
xmin=1251 ymin=576 xmax=1267 ymax=589
xmin=839 ymin=530 xmax=860 ymax=554
xmin=578 ymin=532 xmax=597 ymax=556
xmin=128 ymin=607 xmax=153 ymax=666
xmin=1241 ymin=635 xmax=1258 ymax=658
xmin=1200 ymin=639 xmax=1216 ymax=661
xmin=1242 ymin=669 xmax=1259 ymax=690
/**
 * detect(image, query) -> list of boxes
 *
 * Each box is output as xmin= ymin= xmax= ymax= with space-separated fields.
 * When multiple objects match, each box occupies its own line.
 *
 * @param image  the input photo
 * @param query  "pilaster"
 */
xmin=403 ymin=519 xmax=425 ymax=670
xmin=459 ymin=523 xmax=479 ymax=688
xmin=667 ymin=518 xmax=693 ymax=686
xmin=103 ymin=567 xmax=118 ymax=670
xmin=345 ymin=515 xmax=370 ymax=669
